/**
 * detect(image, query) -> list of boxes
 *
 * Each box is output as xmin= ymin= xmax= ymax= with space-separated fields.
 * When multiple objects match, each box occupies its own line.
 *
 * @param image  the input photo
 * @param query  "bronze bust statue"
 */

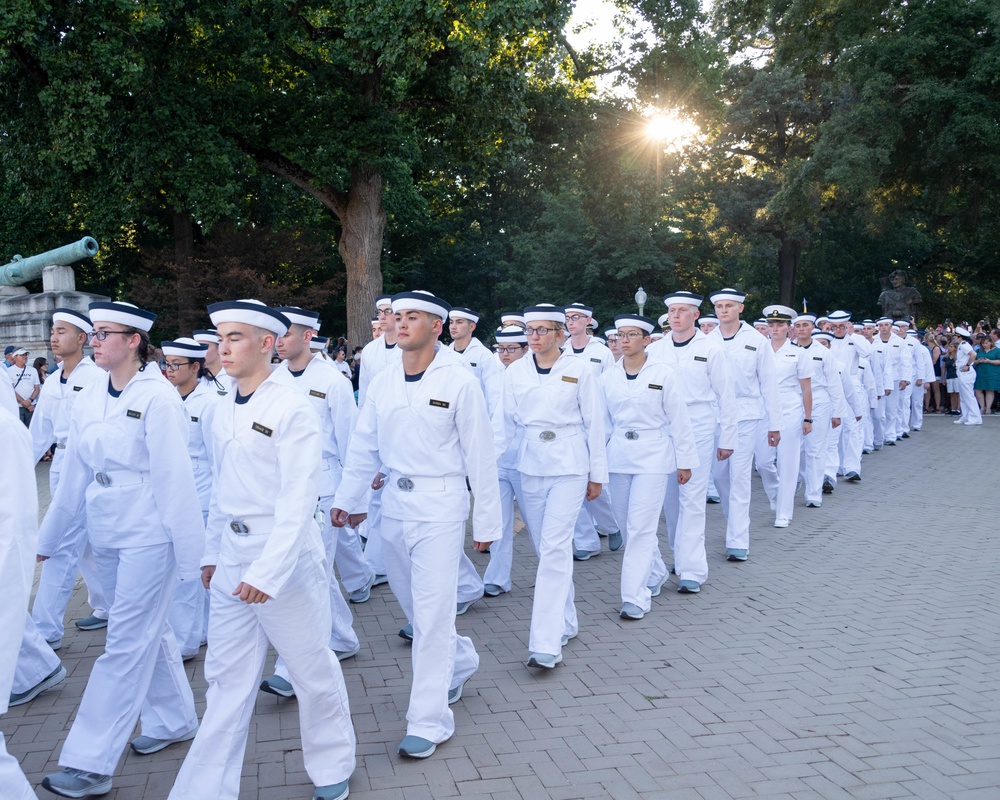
xmin=878 ymin=269 xmax=921 ymax=324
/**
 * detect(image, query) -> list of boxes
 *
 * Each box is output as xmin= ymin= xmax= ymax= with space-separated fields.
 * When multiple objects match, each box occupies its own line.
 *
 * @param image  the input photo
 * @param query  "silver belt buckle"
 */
xmin=95 ymin=472 xmax=112 ymax=487
xmin=56 ymin=443 xmax=67 ymax=450
xmin=539 ymin=430 xmax=556 ymax=441
xmin=230 ymin=520 xmax=250 ymax=536
xmin=625 ymin=430 xmax=639 ymax=440
xmin=397 ymin=477 xmax=414 ymax=492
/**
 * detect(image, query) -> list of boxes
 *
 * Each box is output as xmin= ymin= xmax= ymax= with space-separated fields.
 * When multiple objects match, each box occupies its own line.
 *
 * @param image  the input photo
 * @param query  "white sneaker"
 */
xmin=774 ymin=518 xmax=790 ymax=528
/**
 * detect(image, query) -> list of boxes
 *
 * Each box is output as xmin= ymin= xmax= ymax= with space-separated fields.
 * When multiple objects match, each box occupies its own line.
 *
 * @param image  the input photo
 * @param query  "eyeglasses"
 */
xmin=525 ymin=327 xmax=558 ymax=336
xmin=564 ymin=314 xmax=589 ymax=323
xmin=164 ymin=361 xmax=193 ymax=371
xmin=496 ymin=345 xmax=526 ymax=353
xmin=376 ymin=308 xmax=393 ymax=316
xmin=618 ymin=331 xmax=647 ymax=340
xmin=88 ymin=330 xmax=133 ymax=341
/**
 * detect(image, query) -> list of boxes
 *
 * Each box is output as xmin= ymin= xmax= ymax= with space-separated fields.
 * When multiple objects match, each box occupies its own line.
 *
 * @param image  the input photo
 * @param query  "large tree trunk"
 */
xmin=339 ymin=166 xmax=386 ymax=347
xmin=777 ymin=234 xmax=802 ymax=307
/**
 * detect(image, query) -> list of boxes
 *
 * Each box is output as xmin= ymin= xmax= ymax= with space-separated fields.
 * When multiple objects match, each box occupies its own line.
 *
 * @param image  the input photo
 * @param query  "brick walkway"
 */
xmin=7 ymin=415 xmax=1000 ymax=799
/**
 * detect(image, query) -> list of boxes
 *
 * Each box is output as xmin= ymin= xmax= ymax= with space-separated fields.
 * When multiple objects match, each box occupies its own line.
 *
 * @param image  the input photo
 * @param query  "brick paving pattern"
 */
xmin=7 ymin=415 xmax=1000 ymax=799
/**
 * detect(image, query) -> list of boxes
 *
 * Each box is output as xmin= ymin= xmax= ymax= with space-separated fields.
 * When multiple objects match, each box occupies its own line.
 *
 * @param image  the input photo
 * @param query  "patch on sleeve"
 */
xmin=252 ymin=422 xmax=273 ymax=437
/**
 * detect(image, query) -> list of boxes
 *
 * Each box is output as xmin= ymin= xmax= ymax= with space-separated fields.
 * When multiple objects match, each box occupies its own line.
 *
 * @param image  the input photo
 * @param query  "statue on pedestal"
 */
xmin=878 ymin=269 xmax=921 ymax=324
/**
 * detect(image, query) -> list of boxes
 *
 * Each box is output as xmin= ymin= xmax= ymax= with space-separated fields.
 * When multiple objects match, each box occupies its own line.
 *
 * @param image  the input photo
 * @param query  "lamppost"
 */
xmin=635 ymin=286 xmax=647 ymax=316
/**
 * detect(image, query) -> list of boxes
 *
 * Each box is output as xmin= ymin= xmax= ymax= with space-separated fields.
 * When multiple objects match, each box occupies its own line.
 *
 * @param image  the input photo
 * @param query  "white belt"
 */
xmin=614 ymin=427 xmax=663 ymax=441
xmin=523 ymin=424 xmax=582 ymax=442
xmin=93 ymin=469 xmax=149 ymax=488
xmin=226 ymin=515 xmax=274 ymax=537
xmin=387 ymin=473 xmax=468 ymax=493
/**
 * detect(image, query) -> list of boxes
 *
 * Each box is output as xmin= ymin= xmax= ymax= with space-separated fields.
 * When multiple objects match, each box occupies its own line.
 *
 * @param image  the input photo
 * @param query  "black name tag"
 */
xmin=694 ymin=356 xmax=707 ymax=362
xmin=190 ymin=415 xmax=200 ymax=422
xmin=562 ymin=375 xmax=579 ymax=384
xmin=126 ymin=409 xmax=142 ymax=419
xmin=429 ymin=399 xmax=450 ymax=408
xmin=72 ymin=385 xmax=84 ymax=392
xmin=648 ymin=383 xmax=663 ymax=390
xmin=745 ymin=344 xmax=757 ymax=352
xmin=252 ymin=422 xmax=273 ymax=437
xmin=308 ymin=389 xmax=326 ymax=399
xmin=813 ymin=356 xmax=823 ymax=361
xmin=470 ymin=362 xmax=478 ymax=367
xmin=590 ymin=357 xmax=602 ymax=363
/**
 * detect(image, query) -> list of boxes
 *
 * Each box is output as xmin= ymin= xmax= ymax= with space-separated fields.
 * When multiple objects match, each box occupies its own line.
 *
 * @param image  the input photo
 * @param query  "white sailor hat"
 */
xmin=52 ymin=307 xmax=93 ymax=334
xmin=192 ymin=329 xmax=220 ymax=344
xmin=954 ymin=326 xmax=972 ymax=338
xmin=709 ymin=287 xmax=747 ymax=304
xmin=615 ymin=314 xmax=656 ymax=334
xmin=816 ymin=315 xmax=830 ymax=324
xmin=697 ymin=314 xmax=719 ymax=326
xmin=827 ymin=310 xmax=852 ymax=322
xmin=875 ymin=316 xmax=893 ymax=325
xmin=370 ymin=316 xmax=380 ymax=324
xmin=658 ymin=312 xmax=670 ymax=327
xmin=604 ymin=328 xmax=618 ymax=338
xmin=650 ymin=332 xmax=664 ymax=341
xmin=375 ymin=294 xmax=393 ymax=309
xmin=896 ymin=319 xmax=910 ymax=327
xmin=274 ymin=306 xmax=321 ymax=330
xmin=449 ymin=307 xmax=480 ymax=323
xmin=89 ymin=301 xmax=156 ymax=332
xmin=853 ymin=323 xmax=864 ymax=331
xmin=161 ymin=338 xmax=208 ymax=358
xmin=863 ymin=319 xmax=877 ymax=328
xmin=905 ymin=329 xmax=918 ymax=337
xmin=524 ymin=303 xmax=566 ymax=324
xmin=391 ymin=290 xmax=452 ymax=320
xmin=590 ymin=317 xmax=599 ymax=329
xmin=812 ymin=330 xmax=834 ymax=342
xmin=762 ymin=305 xmax=796 ymax=323
xmin=500 ymin=312 xmax=526 ymax=326
xmin=792 ymin=313 xmax=816 ymax=325
xmin=662 ymin=291 xmax=703 ymax=308
xmin=208 ymin=299 xmax=290 ymax=336
xmin=496 ymin=325 xmax=528 ymax=344
xmin=564 ymin=302 xmax=593 ymax=317
xmin=593 ymin=336 xmax=606 ymax=344
xmin=310 ymin=335 xmax=329 ymax=350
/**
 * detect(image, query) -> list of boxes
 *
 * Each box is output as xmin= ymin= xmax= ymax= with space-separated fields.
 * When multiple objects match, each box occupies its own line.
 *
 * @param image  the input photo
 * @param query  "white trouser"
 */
xmin=800 ymin=402 xmax=832 ymax=504
xmin=572 ymin=486 xmax=619 ymax=551
xmin=31 ymin=465 xmax=108 ymax=640
xmin=59 ymin=543 xmax=197 ymax=776
xmin=910 ymin=383 xmax=925 ymax=429
xmin=610 ymin=472 xmax=669 ymax=611
xmin=168 ymin=560 xmax=206 ymax=658
xmin=756 ymin=420 xmax=803 ymax=521
xmin=169 ymin=552 xmax=355 ymax=800
xmin=653 ymin=424 xmax=715 ymax=586
xmin=334 ymin=525 xmax=374 ymax=593
xmin=457 ymin=550 xmax=484 ymax=604
xmin=863 ymin=403 xmax=874 ymax=450
xmin=362 ymin=488 xmax=387 ymax=575
xmin=0 ymin=731 xmax=35 ymax=800
xmin=381 ymin=516 xmax=478 ymax=743
xmin=883 ymin=390 xmax=900 ymax=441
xmin=825 ymin=411 xmax=860 ymax=482
xmin=518 ymin=474 xmax=586 ymax=656
xmin=958 ymin=372 xmax=981 ymax=423
xmin=13 ymin=613 xmax=62 ymax=694
xmin=713 ymin=418 xmax=758 ymax=551
xmin=483 ymin=467 xmax=525 ymax=592
xmin=872 ymin=395 xmax=887 ymax=447
xmin=896 ymin=384 xmax=913 ymax=434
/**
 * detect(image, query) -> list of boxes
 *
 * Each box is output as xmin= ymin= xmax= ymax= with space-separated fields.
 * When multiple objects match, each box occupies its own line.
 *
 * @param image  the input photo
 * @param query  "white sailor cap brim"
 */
xmin=449 ymin=307 xmax=480 ymax=323
xmin=274 ymin=306 xmax=321 ymax=330
xmin=192 ymin=329 xmax=221 ymax=344
xmin=662 ymin=291 xmax=703 ymax=308
xmin=564 ymin=303 xmax=593 ymax=316
xmin=828 ymin=310 xmax=852 ymax=322
xmin=954 ymin=326 xmax=972 ymax=338
xmin=524 ymin=304 xmax=566 ymax=324
xmin=161 ymin=338 xmax=208 ymax=358
xmin=603 ymin=329 xmax=618 ymax=338
xmin=812 ymin=331 xmax=834 ymax=341
xmin=709 ymin=288 xmax=746 ymax=304
xmin=500 ymin=313 xmax=526 ymax=325
xmin=875 ymin=317 xmax=894 ymax=325
xmin=375 ymin=294 xmax=393 ymax=309
xmin=89 ymin=301 xmax=157 ymax=332
xmin=615 ymin=314 xmax=656 ymax=334
xmin=52 ymin=307 xmax=93 ymax=334
xmin=208 ymin=300 xmax=290 ymax=336
xmin=895 ymin=319 xmax=910 ymax=326
xmin=762 ymin=305 xmax=796 ymax=323
xmin=792 ymin=313 xmax=816 ymax=325
xmin=310 ymin=336 xmax=329 ymax=350
xmin=697 ymin=314 xmax=718 ymax=326
xmin=496 ymin=326 xmax=528 ymax=343
xmin=391 ymin=291 xmax=452 ymax=319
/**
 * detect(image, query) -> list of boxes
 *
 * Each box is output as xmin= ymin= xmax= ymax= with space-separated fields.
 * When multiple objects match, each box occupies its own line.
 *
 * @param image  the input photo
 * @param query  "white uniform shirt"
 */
xmin=0 ymin=376 xmax=17 ymax=418
xmin=336 ymin=345 xmax=502 ymax=539
xmin=870 ymin=336 xmax=897 ymax=395
xmin=494 ymin=351 xmax=609 ymax=483
xmin=29 ymin=357 xmax=105 ymax=464
xmin=562 ymin=338 xmax=616 ymax=374
xmin=601 ymin=359 xmax=699 ymax=475
xmin=180 ymin=380 xmax=221 ymax=513
xmin=915 ymin=341 xmax=936 ymax=382
xmin=203 ymin=368 xmax=324 ymax=598
xmin=358 ymin=336 xmax=402 ymax=408
xmin=36 ymin=366 xmax=205 ymax=578
xmin=202 ymin=367 xmax=233 ymax=395
xmin=708 ymin=322 xmax=782 ymax=429
xmin=895 ymin=334 xmax=916 ymax=382
xmin=646 ymin=329 xmax=739 ymax=449
xmin=798 ymin=342 xmax=847 ymax=414
xmin=770 ymin=340 xmax=813 ymax=426
xmin=275 ymin=357 xmax=357 ymax=497
xmin=450 ymin=336 xmax=505 ymax=417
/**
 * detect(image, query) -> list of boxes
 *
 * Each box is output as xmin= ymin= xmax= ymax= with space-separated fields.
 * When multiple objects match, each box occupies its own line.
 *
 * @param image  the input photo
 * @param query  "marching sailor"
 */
xmin=193 ymin=329 xmax=233 ymax=394
xmin=826 ymin=310 xmax=870 ymax=483
xmin=332 ymin=290 xmax=501 ymax=759
xmin=602 ymin=314 xmax=697 ymax=620
xmin=169 ymin=300 xmax=356 ymax=800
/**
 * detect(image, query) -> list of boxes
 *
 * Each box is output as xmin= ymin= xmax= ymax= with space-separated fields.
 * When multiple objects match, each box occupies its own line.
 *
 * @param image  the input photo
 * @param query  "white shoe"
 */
xmin=773 ymin=518 xmax=790 ymax=528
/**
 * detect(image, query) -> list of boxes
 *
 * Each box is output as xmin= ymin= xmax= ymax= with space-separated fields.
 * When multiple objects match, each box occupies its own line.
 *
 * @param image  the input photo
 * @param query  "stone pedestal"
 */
xmin=0 ymin=266 xmax=107 ymax=363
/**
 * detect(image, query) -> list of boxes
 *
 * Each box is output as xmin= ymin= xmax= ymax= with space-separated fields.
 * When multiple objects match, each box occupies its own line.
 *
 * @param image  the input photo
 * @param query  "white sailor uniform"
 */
xmin=335 ymin=344 xmax=501 ymax=743
xmin=494 ymin=351 xmax=607 ymax=656
xmin=797 ymin=341 xmax=845 ymax=505
xmin=910 ymin=337 xmax=935 ymax=430
xmin=37 ymin=366 xmax=202 ymax=777
xmin=870 ymin=335 xmax=897 ymax=448
xmin=826 ymin=332 xmax=868 ymax=480
xmin=169 ymin=368 xmax=356 ymax=800
xmin=956 ymin=339 xmax=981 ymax=424
xmin=602 ymin=360 xmax=698 ymax=611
